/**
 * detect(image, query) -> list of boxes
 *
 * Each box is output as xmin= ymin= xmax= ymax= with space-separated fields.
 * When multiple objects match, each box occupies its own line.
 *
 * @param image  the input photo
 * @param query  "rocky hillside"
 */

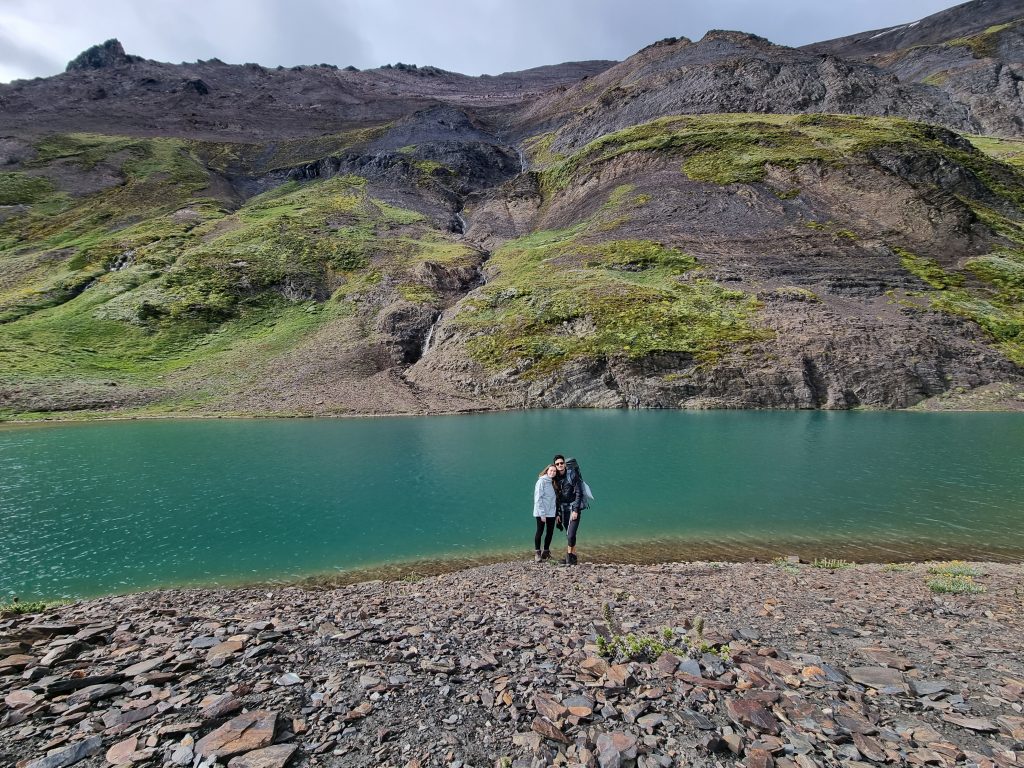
xmin=806 ymin=0 xmax=1024 ymax=138
xmin=1 ymin=5 xmax=1023 ymax=419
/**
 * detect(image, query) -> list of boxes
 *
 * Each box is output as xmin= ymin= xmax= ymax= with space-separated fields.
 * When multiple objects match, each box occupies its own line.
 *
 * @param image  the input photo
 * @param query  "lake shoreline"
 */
xmin=2 ymin=397 xmax=1024 ymax=428
xmin=2 ymin=560 xmax=1021 ymax=767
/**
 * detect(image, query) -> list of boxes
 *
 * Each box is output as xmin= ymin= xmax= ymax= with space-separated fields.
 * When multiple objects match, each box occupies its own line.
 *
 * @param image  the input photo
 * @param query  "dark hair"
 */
xmin=553 ymin=454 xmax=565 ymax=463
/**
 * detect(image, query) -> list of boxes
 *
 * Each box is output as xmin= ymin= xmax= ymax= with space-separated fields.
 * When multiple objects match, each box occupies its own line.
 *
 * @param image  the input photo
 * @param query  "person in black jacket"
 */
xmin=553 ymin=454 xmax=586 ymax=565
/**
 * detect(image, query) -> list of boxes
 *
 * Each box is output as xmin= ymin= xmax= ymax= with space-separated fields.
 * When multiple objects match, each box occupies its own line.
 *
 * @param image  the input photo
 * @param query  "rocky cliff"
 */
xmin=1 ymin=0 xmax=1023 ymax=419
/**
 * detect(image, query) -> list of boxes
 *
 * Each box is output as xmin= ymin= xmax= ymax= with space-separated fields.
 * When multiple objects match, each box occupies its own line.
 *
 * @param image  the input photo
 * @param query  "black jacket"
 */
xmin=556 ymin=459 xmax=587 ymax=515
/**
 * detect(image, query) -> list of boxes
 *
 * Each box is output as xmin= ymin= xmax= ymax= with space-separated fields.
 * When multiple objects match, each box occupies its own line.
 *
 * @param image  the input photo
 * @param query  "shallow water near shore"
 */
xmin=1 ymin=410 xmax=1022 ymax=599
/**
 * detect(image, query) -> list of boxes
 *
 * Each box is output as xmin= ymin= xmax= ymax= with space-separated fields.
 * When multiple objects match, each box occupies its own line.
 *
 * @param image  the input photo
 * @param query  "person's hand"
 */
xmin=571 ymin=511 xmax=579 ymax=521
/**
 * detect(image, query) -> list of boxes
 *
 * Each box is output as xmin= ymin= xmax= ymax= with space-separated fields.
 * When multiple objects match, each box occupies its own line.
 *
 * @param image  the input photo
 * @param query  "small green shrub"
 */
xmin=771 ymin=556 xmax=801 ymax=574
xmin=927 ymin=561 xmax=980 ymax=577
xmin=927 ymin=573 xmax=986 ymax=594
xmin=0 ymin=598 xmax=71 ymax=616
xmin=597 ymin=606 xmax=729 ymax=662
xmin=812 ymin=558 xmax=853 ymax=570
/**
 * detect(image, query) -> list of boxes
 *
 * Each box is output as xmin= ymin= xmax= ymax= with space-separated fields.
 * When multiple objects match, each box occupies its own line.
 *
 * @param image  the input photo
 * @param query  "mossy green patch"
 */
xmin=896 ymin=247 xmax=964 ymax=290
xmin=454 ymin=193 xmax=769 ymax=376
xmin=0 ymin=134 xmax=477 ymax=416
xmin=922 ymin=71 xmax=951 ymax=87
xmin=804 ymin=220 xmax=858 ymax=241
xmin=541 ymin=114 xmax=1024 ymax=211
xmin=523 ymin=132 xmax=563 ymax=168
xmin=946 ymin=22 xmax=1016 ymax=58
xmin=191 ymin=125 xmax=389 ymax=176
xmin=897 ymin=247 xmax=1024 ymax=366
xmin=0 ymin=173 xmax=56 ymax=206
xmin=968 ymin=135 xmax=1024 ymax=171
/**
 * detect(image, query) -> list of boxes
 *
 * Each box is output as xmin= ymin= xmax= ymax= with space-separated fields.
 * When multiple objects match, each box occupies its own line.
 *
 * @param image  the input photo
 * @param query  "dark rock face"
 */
xmin=519 ymin=31 xmax=979 ymax=152
xmin=2 ymin=44 xmax=613 ymax=141
xmin=805 ymin=1 xmax=1024 ymax=139
xmin=805 ymin=0 xmax=1023 ymax=60
xmin=65 ymin=39 xmax=137 ymax=72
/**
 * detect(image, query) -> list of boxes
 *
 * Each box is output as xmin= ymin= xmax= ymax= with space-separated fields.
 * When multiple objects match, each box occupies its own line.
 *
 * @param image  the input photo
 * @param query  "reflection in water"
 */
xmin=1 ymin=410 xmax=1022 ymax=599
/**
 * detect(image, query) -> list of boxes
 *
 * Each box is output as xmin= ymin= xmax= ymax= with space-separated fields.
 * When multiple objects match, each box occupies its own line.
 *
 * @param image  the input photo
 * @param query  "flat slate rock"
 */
xmin=24 ymin=735 xmax=103 ymax=768
xmin=848 ymin=666 xmax=905 ymax=691
xmin=227 ymin=744 xmax=298 ymax=768
xmin=726 ymin=698 xmax=781 ymax=735
xmin=911 ymin=680 xmax=952 ymax=696
xmin=195 ymin=710 xmax=277 ymax=759
xmin=65 ymin=682 xmax=124 ymax=706
xmin=942 ymin=714 xmax=999 ymax=732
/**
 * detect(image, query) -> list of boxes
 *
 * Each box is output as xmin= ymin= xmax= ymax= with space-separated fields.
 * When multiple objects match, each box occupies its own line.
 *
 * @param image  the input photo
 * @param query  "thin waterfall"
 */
xmin=422 ymin=312 xmax=442 ymax=357
xmin=517 ymin=147 xmax=527 ymax=174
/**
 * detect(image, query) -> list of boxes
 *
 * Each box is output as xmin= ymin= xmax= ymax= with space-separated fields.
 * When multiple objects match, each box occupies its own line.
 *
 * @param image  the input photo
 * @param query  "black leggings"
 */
xmin=534 ymin=517 xmax=555 ymax=550
xmin=566 ymin=512 xmax=581 ymax=548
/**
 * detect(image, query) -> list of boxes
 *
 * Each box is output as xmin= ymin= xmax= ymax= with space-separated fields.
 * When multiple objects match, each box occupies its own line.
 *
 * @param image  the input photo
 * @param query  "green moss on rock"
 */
xmin=454 ymin=198 xmax=769 ymax=376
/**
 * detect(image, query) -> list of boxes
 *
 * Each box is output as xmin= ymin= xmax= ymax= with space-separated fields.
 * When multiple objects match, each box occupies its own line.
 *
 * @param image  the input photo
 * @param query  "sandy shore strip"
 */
xmin=1 ymin=560 xmax=1022 ymax=768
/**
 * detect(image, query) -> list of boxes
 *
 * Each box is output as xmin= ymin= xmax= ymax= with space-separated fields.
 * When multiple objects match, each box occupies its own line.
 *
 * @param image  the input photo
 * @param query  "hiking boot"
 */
xmin=534 ymin=550 xmax=542 ymax=563
xmin=569 ymin=553 xmax=578 ymax=566
xmin=541 ymin=549 xmax=551 ymax=560
xmin=558 ymin=554 xmax=573 ymax=566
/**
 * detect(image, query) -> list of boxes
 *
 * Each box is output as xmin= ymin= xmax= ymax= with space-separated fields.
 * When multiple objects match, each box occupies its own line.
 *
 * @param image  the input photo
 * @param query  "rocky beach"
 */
xmin=1 ymin=560 xmax=1022 ymax=768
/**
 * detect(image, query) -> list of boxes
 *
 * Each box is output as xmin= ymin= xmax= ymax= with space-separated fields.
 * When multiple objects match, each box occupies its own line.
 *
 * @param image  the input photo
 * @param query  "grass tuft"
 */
xmin=812 ymin=557 xmax=853 ymax=570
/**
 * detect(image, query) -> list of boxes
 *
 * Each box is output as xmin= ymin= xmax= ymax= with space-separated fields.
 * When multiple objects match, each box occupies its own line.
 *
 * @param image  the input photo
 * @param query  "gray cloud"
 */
xmin=0 ymin=28 xmax=62 ymax=79
xmin=0 ymin=0 xmax=967 ymax=82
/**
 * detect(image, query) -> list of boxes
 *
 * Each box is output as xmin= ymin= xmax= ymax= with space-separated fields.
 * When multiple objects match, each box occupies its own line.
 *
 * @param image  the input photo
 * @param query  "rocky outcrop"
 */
xmin=805 ymin=1 xmax=1024 ymax=139
xmin=805 ymin=0 xmax=1023 ymax=60
xmin=64 ymin=39 xmax=138 ymax=72
xmin=518 ymin=31 xmax=980 ymax=152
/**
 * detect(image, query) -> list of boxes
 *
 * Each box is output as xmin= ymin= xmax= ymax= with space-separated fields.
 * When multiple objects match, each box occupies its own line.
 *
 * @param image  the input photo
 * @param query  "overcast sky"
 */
xmin=0 ymin=0 xmax=963 ymax=83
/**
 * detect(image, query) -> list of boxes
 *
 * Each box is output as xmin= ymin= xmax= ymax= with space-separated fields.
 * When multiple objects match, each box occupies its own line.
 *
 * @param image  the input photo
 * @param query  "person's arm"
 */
xmin=571 ymin=469 xmax=583 ymax=513
xmin=534 ymin=478 xmax=543 ymax=513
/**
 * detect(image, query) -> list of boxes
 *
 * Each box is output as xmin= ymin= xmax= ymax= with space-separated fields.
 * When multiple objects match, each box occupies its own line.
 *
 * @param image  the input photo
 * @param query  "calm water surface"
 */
xmin=1 ymin=411 xmax=1022 ymax=599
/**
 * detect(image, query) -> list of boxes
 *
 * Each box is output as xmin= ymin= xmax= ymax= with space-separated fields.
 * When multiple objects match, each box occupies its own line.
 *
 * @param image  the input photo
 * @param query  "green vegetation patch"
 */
xmin=0 ymin=173 xmax=56 ymax=206
xmin=192 ymin=125 xmax=389 ymax=176
xmin=897 ymin=247 xmax=964 ymax=290
xmin=523 ymin=132 xmax=564 ymax=168
xmin=811 ymin=557 xmax=853 ymax=570
xmin=0 ymin=598 xmax=71 ymax=616
xmin=927 ymin=560 xmax=981 ymax=577
xmin=946 ymin=22 xmax=1016 ymax=58
xmin=0 ymin=136 xmax=477 ymax=412
xmin=541 ymin=114 xmax=1024 ymax=212
xmin=896 ymin=246 xmax=1024 ymax=366
xmin=454 ymin=194 xmax=769 ymax=376
xmin=969 ymin=135 xmax=1024 ymax=171
xmin=927 ymin=573 xmax=986 ymax=594
xmin=596 ymin=606 xmax=729 ymax=663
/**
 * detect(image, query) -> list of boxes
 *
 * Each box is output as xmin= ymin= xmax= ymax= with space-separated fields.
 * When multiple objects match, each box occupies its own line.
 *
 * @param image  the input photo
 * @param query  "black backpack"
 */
xmin=565 ymin=458 xmax=590 ymax=510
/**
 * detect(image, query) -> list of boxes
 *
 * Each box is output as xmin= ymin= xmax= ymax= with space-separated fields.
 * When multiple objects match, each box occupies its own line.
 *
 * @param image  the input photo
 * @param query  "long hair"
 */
xmin=539 ymin=465 xmax=560 ymax=497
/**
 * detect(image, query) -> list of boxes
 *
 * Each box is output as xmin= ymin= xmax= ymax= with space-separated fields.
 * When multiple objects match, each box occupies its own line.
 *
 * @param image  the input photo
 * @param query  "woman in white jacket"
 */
xmin=533 ymin=464 xmax=559 ymax=562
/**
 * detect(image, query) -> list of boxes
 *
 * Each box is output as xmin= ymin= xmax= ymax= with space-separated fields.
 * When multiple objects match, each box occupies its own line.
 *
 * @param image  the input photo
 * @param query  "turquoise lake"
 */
xmin=1 ymin=410 xmax=1022 ymax=599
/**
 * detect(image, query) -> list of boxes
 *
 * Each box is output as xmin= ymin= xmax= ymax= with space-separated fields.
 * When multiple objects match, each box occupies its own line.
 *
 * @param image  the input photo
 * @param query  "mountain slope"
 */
xmin=805 ymin=0 xmax=1022 ymax=59
xmin=1 ymin=34 xmax=1023 ymax=419
xmin=516 ymin=31 xmax=981 ymax=152
xmin=806 ymin=0 xmax=1024 ymax=138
